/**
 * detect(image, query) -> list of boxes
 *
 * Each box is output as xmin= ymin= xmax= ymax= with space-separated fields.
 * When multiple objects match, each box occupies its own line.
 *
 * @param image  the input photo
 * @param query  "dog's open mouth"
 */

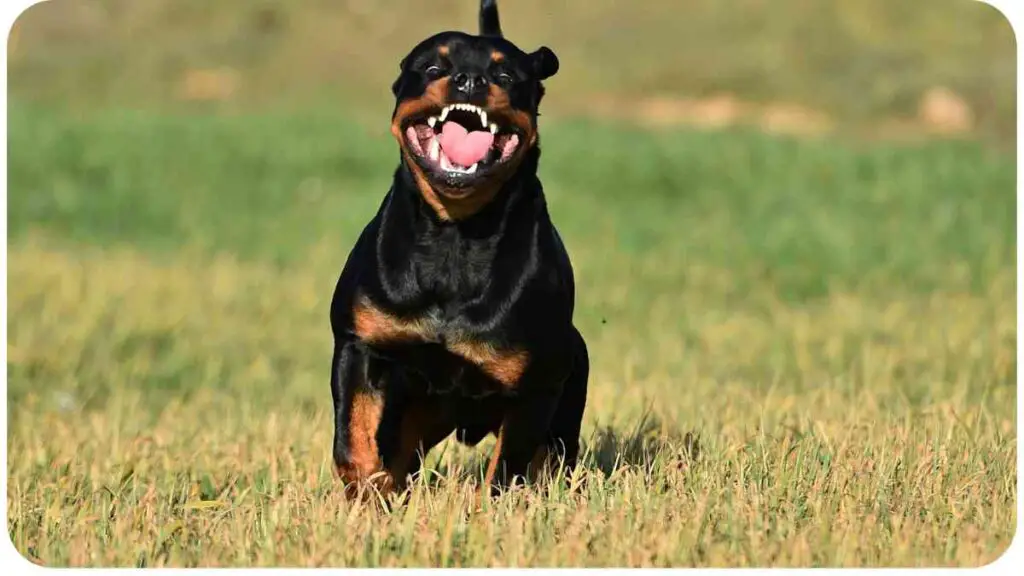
xmin=403 ymin=103 xmax=522 ymax=189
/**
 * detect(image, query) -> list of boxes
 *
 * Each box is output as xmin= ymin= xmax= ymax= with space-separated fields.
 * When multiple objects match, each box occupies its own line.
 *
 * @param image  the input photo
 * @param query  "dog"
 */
xmin=328 ymin=0 xmax=588 ymax=498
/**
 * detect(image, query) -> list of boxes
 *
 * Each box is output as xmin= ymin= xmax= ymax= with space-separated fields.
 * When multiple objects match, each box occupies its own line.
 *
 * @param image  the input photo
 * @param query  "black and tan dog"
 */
xmin=329 ymin=0 xmax=588 ymax=498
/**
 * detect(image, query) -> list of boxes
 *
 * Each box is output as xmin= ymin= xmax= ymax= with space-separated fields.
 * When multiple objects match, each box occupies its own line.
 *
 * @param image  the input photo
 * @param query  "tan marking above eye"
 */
xmin=490 ymin=51 xmax=505 ymax=63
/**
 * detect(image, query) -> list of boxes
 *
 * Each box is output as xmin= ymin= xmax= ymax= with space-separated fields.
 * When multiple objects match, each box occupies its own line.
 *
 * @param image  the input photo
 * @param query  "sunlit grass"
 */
xmin=5 ymin=238 xmax=1015 ymax=567
xmin=5 ymin=102 xmax=1016 ymax=566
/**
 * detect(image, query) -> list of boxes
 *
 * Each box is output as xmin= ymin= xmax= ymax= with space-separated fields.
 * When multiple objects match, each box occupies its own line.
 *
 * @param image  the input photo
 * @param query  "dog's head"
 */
xmin=389 ymin=0 xmax=559 ymax=220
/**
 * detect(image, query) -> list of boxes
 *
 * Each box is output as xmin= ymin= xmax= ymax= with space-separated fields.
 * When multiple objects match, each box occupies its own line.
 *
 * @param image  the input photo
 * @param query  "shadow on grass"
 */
xmin=583 ymin=410 xmax=701 ymax=477
xmin=418 ymin=408 xmax=702 ymax=491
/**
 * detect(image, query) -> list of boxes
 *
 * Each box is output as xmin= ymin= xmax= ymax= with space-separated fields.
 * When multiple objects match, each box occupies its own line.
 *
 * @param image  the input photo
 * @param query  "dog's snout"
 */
xmin=453 ymin=72 xmax=488 ymax=95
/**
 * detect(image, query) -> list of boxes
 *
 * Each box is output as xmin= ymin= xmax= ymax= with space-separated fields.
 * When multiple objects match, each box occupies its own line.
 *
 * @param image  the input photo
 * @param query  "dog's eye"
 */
xmin=495 ymin=72 xmax=514 ymax=86
xmin=425 ymin=65 xmax=446 ymax=79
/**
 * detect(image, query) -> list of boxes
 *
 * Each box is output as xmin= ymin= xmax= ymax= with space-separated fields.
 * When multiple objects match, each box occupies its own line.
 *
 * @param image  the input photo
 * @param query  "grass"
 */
xmin=8 ymin=0 xmax=1016 ymax=143
xmin=4 ymin=102 xmax=1018 ymax=566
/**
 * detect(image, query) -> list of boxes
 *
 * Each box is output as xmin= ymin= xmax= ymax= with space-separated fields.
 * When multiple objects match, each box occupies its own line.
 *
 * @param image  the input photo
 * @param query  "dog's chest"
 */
xmin=413 ymin=228 xmax=499 ymax=298
xmin=352 ymin=296 xmax=528 ymax=389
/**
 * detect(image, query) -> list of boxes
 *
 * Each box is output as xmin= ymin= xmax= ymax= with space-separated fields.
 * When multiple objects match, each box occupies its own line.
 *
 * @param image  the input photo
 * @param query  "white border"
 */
xmin=984 ymin=0 xmax=1024 ymax=574
xmin=0 ymin=0 xmax=1019 ymax=574
xmin=0 ymin=0 xmax=35 ymax=572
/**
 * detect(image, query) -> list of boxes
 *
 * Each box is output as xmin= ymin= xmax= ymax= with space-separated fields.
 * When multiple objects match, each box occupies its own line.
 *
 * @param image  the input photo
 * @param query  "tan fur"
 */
xmin=352 ymin=297 xmax=434 ymax=344
xmin=484 ymin=426 xmax=505 ymax=487
xmin=335 ymin=391 xmax=389 ymax=495
xmin=390 ymin=78 xmax=457 ymax=220
xmin=389 ymin=78 xmax=539 ymax=221
xmin=449 ymin=340 xmax=529 ymax=387
xmin=352 ymin=297 xmax=529 ymax=387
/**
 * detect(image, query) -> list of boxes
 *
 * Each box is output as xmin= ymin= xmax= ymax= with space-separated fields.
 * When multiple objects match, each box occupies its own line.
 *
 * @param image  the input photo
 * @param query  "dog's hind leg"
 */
xmin=483 ymin=328 xmax=590 ymax=492
xmin=537 ymin=325 xmax=590 ymax=478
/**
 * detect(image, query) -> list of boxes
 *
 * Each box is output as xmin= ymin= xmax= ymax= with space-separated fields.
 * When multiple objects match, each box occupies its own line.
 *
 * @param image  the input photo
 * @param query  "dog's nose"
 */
xmin=452 ymin=72 xmax=488 ymax=95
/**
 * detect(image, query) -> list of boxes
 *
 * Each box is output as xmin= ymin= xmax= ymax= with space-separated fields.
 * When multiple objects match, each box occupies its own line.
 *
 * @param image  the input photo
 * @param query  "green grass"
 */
xmin=5 ymin=103 xmax=1017 ymax=566
xmin=9 ymin=0 xmax=1016 ymax=143
xmin=6 ymin=104 xmax=1013 ymax=291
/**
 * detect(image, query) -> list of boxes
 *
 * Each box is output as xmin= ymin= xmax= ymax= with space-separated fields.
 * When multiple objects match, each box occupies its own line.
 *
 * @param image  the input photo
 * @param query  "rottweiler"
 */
xmin=328 ymin=0 xmax=588 ymax=498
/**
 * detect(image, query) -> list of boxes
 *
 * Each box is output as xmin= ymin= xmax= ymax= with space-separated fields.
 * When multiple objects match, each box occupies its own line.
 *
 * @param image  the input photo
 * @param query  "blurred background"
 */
xmin=5 ymin=0 xmax=1017 ymax=452
xmin=7 ymin=0 xmax=1016 ymax=143
xmin=5 ymin=0 xmax=1019 ymax=566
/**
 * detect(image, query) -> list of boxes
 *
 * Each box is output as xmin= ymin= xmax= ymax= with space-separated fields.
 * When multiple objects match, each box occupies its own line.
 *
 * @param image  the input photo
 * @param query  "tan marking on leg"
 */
xmin=483 ymin=425 xmax=505 ymax=488
xmin=336 ymin=391 xmax=391 ymax=497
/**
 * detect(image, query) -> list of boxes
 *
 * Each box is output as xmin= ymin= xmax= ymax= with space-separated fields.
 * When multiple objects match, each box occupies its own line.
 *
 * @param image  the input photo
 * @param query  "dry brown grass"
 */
xmin=6 ymin=238 xmax=1016 ymax=566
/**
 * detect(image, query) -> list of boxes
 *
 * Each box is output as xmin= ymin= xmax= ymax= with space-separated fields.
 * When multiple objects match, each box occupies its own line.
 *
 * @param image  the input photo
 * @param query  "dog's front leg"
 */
xmin=331 ymin=341 xmax=454 ymax=499
xmin=482 ymin=388 xmax=561 ymax=495
xmin=331 ymin=341 xmax=394 ymax=497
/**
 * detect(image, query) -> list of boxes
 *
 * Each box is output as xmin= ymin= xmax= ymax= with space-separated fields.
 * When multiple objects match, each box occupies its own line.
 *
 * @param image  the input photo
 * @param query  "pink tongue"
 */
xmin=438 ymin=122 xmax=494 ymax=167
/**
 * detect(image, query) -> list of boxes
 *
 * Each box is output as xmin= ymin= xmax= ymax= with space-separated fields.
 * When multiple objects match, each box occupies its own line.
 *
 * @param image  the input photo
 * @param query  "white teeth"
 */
xmin=438 ymin=104 xmax=490 ymax=129
xmin=466 ymin=163 xmax=478 ymax=174
xmin=427 ymin=116 xmax=437 ymax=128
xmin=428 ymin=138 xmax=440 ymax=162
xmin=489 ymin=123 xmax=498 ymax=134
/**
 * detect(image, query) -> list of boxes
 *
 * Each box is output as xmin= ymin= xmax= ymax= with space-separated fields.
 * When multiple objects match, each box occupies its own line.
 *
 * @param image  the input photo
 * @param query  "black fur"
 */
xmin=329 ymin=0 xmax=586 ymax=495
xmin=479 ymin=0 xmax=502 ymax=37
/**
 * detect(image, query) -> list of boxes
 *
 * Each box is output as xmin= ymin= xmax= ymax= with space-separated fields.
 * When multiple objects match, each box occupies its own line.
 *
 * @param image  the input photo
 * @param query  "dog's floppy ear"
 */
xmin=529 ymin=46 xmax=559 ymax=80
xmin=391 ymin=56 xmax=410 ymax=97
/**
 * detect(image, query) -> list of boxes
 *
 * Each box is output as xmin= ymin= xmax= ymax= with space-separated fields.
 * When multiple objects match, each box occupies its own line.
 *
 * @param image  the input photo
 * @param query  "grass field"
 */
xmin=4 ymin=100 xmax=1016 ymax=567
xmin=8 ymin=0 xmax=1016 ymax=144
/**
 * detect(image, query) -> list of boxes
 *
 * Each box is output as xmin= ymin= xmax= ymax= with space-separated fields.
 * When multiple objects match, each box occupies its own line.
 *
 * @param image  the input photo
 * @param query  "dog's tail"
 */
xmin=479 ymin=0 xmax=503 ymax=37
